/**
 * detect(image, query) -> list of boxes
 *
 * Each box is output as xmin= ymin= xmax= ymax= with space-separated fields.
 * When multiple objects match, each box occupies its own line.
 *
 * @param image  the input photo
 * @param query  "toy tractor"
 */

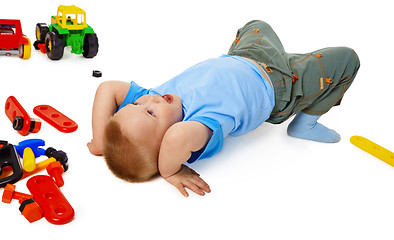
xmin=33 ymin=5 xmax=98 ymax=60
xmin=0 ymin=19 xmax=31 ymax=59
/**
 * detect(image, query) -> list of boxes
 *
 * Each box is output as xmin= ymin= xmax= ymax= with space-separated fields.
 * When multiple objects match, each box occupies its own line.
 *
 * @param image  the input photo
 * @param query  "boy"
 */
xmin=88 ymin=20 xmax=360 ymax=197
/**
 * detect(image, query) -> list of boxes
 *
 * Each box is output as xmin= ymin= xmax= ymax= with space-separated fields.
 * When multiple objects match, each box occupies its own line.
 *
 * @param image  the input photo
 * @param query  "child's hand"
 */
xmin=87 ymin=140 xmax=102 ymax=156
xmin=164 ymin=165 xmax=211 ymax=197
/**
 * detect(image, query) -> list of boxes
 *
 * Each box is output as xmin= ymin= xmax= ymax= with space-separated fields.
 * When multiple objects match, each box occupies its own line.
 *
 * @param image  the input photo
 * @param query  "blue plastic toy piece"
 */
xmin=14 ymin=139 xmax=46 ymax=158
xmin=0 ymin=141 xmax=23 ymax=188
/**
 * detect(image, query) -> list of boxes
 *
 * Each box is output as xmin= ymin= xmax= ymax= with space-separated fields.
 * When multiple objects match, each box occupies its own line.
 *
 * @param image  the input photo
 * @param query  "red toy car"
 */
xmin=0 ymin=19 xmax=31 ymax=59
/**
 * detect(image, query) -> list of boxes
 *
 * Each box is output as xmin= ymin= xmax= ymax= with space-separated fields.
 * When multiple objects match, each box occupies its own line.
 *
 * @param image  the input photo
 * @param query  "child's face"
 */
xmin=114 ymin=94 xmax=183 ymax=151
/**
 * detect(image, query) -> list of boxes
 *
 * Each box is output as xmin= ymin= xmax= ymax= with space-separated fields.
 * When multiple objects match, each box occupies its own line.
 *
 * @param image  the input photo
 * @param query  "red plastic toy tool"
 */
xmin=5 ymin=96 xmax=41 ymax=136
xmin=27 ymin=175 xmax=74 ymax=225
xmin=33 ymin=105 xmax=78 ymax=133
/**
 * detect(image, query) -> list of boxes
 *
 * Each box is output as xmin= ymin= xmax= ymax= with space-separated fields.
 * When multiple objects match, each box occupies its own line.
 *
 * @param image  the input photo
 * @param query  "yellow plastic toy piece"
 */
xmin=23 ymin=147 xmax=36 ymax=172
xmin=52 ymin=5 xmax=88 ymax=30
xmin=350 ymin=136 xmax=394 ymax=167
xmin=22 ymin=38 xmax=31 ymax=59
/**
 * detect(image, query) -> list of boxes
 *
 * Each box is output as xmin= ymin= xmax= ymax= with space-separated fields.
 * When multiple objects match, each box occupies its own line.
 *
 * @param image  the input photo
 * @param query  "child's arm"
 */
xmin=87 ymin=81 xmax=131 ymax=155
xmin=158 ymin=121 xmax=212 ymax=197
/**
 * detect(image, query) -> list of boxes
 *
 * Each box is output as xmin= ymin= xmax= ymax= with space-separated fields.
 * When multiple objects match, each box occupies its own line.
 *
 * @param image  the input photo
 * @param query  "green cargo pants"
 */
xmin=228 ymin=20 xmax=360 ymax=124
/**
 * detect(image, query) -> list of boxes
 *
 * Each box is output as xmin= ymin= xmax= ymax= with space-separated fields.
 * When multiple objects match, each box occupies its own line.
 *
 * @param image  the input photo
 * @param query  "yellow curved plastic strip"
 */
xmin=0 ymin=157 xmax=56 ymax=179
xmin=21 ymin=157 xmax=56 ymax=180
xmin=350 ymin=136 xmax=394 ymax=167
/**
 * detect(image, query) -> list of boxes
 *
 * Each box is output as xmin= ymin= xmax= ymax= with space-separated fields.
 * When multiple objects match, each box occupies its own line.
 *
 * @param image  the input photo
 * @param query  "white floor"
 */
xmin=1 ymin=0 xmax=393 ymax=239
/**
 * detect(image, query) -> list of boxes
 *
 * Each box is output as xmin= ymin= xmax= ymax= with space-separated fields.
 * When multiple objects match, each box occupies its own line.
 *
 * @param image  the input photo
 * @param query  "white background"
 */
xmin=1 ymin=0 xmax=393 ymax=239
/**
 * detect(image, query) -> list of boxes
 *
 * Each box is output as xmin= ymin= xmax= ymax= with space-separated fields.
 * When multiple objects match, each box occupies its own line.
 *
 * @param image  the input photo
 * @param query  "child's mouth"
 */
xmin=162 ymin=94 xmax=173 ymax=104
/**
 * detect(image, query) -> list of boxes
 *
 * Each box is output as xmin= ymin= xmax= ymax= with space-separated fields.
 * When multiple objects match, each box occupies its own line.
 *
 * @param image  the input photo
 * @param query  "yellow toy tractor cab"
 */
xmin=52 ymin=5 xmax=88 ymax=31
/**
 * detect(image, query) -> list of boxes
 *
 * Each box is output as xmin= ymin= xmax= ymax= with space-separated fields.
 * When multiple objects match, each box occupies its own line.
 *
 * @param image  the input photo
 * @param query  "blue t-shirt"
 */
xmin=118 ymin=55 xmax=275 ymax=163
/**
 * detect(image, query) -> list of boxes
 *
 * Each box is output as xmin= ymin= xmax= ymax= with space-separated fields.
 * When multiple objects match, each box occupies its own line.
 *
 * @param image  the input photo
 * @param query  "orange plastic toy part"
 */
xmin=27 ymin=175 xmax=74 ymax=225
xmin=46 ymin=161 xmax=64 ymax=187
xmin=2 ymin=184 xmax=33 ymax=204
xmin=2 ymin=184 xmax=43 ymax=223
xmin=5 ymin=96 xmax=31 ymax=136
xmin=2 ymin=184 xmax=17 ymax=203
xmin=33 ymin=105 xmax=78 ymax=133
xmin=19 ymin=199 xmax=44 ymax=223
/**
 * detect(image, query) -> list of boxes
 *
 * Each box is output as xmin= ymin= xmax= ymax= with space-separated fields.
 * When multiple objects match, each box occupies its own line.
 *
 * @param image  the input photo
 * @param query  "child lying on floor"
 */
xmin=88 ymin=20 xmax=360 ymax=197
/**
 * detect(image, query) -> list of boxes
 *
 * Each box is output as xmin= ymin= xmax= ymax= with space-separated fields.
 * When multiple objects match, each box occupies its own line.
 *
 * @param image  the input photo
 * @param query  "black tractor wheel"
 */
xmin=36 ymin=23 xmax=49 ymax=42
xmin=45 ymin=32 xmax=64 ymax=60
xmin=83 ymin=33 xmax=99 ymax=58
xmin=34 ymin=23 xmax=49 ymax=50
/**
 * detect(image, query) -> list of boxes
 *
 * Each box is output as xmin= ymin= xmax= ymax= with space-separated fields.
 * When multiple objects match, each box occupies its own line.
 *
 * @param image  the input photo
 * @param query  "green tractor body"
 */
xmin=49 ymin=22 xmax=95 ymax=55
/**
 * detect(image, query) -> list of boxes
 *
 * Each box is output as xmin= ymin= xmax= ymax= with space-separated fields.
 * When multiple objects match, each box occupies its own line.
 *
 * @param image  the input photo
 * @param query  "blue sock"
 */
xmin=287 ymin=112 xmax=341 ymax=143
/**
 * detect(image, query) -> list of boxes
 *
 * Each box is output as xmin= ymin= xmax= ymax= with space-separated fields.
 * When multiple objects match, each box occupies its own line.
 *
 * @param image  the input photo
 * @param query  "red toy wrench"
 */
xmin=33 ymin=105 xmax=78 ymax=133
xmin=27 ymin=175 xmax=74 ymax=225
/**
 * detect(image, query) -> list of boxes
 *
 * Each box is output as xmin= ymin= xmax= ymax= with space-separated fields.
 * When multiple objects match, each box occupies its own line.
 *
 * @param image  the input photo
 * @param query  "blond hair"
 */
xmin=103 ymin=118 xmax=158 ymax=182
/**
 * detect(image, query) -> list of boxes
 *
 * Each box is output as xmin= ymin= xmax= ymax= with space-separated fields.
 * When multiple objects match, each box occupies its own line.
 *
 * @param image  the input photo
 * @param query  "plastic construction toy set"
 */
xmin=0 ymin=139 xmax=73 ymax=224
xmin=1 ymin=96 xmax=77 ymax=224
xmin=0 ymin=5 xmax=98 ymax=60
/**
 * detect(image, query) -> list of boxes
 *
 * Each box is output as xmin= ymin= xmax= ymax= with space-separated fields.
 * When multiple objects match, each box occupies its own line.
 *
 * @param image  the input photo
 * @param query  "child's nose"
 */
xmin=152 ymin=95 xmax=161 ymax=103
